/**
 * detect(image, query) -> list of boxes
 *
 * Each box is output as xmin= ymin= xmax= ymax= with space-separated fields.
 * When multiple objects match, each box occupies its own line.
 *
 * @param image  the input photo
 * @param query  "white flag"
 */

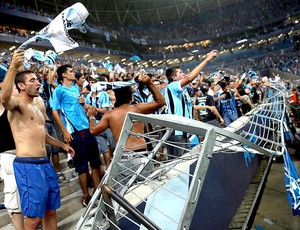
xmin=19 ymin=2 xmax=89 ymax=53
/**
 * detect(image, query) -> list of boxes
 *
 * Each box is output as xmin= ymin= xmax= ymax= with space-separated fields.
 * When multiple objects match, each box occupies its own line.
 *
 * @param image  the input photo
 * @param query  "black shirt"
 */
xmin=195 ymin=93 xmax=217 ymax=122
xmin=0 ymin=110 xmax=15 ymax=152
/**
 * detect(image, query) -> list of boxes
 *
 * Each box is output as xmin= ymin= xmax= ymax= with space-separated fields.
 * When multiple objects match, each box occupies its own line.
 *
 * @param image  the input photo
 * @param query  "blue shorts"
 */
xmin=13 ymin=157 xmax=60 ymax=218
xmin=71 ymin=129 xmax=101 ymax=174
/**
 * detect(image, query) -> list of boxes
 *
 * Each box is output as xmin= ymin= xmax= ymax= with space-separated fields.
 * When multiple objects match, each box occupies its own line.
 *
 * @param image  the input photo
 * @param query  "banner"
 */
xmin=19 ymin=2 xmax=89 ymax=53
xmin=283 ymin=147 xmax=300 ymax=215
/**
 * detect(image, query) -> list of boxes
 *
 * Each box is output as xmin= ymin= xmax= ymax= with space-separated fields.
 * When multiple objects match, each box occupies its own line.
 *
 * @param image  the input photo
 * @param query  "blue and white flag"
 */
xmin=44 ymin=50 xmax=58 ymax=69
xmin=283 ymin=147 xmax=300 ymax=215
xmin=19 ymin=2 xmax=89 ymax=52
xmin=103 ymin=60 xmax=113 ymax=73
xmin=114 ymin=63 xmax=126 ymax=74
xmin=92 ymin=81 xmax=137 ymax=91
xmin=21 ymin=49 xmax=58 ymax=70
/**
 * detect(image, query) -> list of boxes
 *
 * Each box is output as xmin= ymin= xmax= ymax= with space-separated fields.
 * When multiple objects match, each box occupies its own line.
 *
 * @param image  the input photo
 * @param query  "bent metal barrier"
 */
xmin=75 ymin=84 xmax=292 ymax=230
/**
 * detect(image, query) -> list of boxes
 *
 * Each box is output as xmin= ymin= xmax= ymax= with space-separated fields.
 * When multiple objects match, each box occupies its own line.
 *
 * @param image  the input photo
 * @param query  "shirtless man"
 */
xmin=88 ymin=72 xmax=165 ymax=150
xmin=1 ymin=49 xmax=75 ymax=230
xmin=0 ymin=82 xmax=23 ymax=229
xmin=88 ymin=73 xmax=165 ymax=184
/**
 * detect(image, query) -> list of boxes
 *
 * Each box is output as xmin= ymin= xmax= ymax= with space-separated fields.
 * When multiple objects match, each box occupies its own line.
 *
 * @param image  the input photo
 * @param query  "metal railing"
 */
xmin=75 ymin=84 xmax=289 ymax=230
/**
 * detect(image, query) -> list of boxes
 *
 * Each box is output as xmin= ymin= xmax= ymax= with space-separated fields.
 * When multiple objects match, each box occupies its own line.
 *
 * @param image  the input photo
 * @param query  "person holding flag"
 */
xmin=1 ymin=49 xmax=75 ymax=229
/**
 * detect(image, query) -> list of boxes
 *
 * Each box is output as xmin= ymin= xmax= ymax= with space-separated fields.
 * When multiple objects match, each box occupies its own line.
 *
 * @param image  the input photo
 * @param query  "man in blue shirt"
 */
xmin=164 ymin=50 xmax=218 ymax=156
xmin=52 ymin=65 xmax=101 ymax=207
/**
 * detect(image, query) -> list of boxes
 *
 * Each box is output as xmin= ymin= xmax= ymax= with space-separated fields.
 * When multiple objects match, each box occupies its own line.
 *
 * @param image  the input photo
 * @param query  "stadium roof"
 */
xmin=35 ymin=0 xmax=237 ymax=25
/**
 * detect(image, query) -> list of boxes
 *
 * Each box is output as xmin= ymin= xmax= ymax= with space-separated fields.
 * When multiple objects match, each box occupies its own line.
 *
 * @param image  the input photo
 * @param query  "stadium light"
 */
xmin=236 ymin=39 xmax=247 ymax=44
xmin=105 ymin=56 xmax=110 ymax=60
xmin=121 ymin=58 xmax=126 ymax=62
xmin=9 ymin=46 xmax=16 ymax=51
xmin=83 ymin=54 xmax=89 ymax=58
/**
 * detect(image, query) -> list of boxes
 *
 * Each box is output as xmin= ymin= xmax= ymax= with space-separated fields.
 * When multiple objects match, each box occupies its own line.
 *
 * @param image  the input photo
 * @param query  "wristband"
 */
xmin=89 ymin=116 xmax=96 ymax=121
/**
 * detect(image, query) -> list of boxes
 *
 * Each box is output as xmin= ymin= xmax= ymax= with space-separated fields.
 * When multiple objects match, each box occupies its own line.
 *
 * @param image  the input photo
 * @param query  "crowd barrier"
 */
xmin=75 ymin=83 xmax=295 ymax=229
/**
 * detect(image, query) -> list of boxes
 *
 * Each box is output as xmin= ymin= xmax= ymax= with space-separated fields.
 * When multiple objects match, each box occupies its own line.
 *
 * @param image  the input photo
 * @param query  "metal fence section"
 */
xmin=75 ymin=84 xmax=288 ymax=230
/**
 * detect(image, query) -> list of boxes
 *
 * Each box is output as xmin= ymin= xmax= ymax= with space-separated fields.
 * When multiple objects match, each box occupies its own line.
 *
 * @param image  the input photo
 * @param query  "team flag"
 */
xmin=19 ymin=2 xmax=89 ymax=52
xmin=283 ymin=147 xmax=300 ymax=215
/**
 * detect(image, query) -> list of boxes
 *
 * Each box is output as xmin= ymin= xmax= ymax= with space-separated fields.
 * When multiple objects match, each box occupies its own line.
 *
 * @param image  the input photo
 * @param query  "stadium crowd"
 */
xmin=1 ymin=0 xmax=299 ymax=43
xmin=1 ymin=45 xmax=300 ymax=230
xmin=0 ymin=0 xmax=300 ymax=229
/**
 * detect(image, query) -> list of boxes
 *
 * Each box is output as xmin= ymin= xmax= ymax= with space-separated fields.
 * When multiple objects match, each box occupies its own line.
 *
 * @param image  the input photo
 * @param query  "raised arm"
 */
xmin=47 ymin=66 xmax=58 ymax=89
xmin=135 ymin=72 xmax=165 ymax=114
xmin=1 ymin=49 xmax=24 ymax=110
xmin=180 ymin=50 xmax=218 ymax=88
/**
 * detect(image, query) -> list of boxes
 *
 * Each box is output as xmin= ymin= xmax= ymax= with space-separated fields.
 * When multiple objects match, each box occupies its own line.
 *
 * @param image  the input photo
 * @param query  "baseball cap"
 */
xmin=200 ymin=83 xmax=209 ymax=93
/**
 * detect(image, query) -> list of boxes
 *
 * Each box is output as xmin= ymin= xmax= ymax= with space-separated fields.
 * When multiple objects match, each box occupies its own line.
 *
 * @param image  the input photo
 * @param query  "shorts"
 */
xmin=13 ymin=157 xmax=60 ymax=218
xmin=45 ymin=121 xmax=61 ymax=155
xmin=70 ymin=129 xmax=101 ymax=174
xmin=95 ymin=128 xmax=116 ymax=154
xmin=115 ymin=150 xmax=154 ymax=187
xmin=0 ymin=153 xmax=21 ymax=213
xmin=166 ymin=135 xmax=190 ymax=157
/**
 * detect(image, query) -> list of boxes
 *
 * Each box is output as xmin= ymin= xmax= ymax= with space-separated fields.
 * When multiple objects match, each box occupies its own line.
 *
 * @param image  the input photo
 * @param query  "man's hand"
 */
xmin=62 ymin=130 xmax=73 ymax=144
xmin=205 ymin=50 xmax=218 ymax=62
xmin=87 ymin=106 xmax=98 ymax=117
xmin=78 ymin=96 xmax=85 ymax=104
xmin=62 ymin=143 xmax=75 ymax=158
xmin=219 ymin=117 xmax=224 ymax=125
xmin=138 ymin=71 xmax=151 ymax=85
xmin=11 ymin=49 xmax=25 ymax=70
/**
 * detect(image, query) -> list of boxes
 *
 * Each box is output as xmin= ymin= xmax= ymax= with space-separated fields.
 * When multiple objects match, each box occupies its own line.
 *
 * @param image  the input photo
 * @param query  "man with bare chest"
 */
xmin=88 ymin=73 xmax=165 ymax=184
xmin=1 ymin=49 xmax=74 ymax=230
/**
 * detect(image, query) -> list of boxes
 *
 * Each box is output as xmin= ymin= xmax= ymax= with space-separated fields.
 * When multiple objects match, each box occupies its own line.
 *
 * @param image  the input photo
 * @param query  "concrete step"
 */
xmin=0 ymin=180 xmax=3 ymax=193
xmin=58 ymin=206 xmax=86 ymax=230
